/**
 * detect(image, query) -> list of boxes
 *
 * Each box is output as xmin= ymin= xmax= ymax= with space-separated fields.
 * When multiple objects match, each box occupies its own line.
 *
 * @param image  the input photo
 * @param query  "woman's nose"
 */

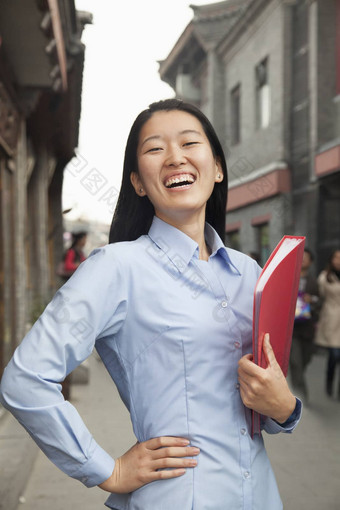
xmin=165 ymin=146 xmax=186 ymax=167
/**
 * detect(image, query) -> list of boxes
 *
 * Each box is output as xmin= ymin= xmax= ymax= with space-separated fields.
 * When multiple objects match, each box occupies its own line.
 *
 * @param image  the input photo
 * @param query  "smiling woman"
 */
xmin=0 ymin=98 xmax=301 ymax=510
xmin=129 ymin=108 xmax=224 ymax=250
xmin=109 ymin=99 xmax=228 ymax=245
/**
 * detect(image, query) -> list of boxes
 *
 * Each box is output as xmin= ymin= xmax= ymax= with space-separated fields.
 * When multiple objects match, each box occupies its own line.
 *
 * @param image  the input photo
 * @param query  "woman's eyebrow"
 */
xmin=179 ymin=129 xmax=202 ymax=136
xmin=141 ymin=135 xmax=162 ymax=148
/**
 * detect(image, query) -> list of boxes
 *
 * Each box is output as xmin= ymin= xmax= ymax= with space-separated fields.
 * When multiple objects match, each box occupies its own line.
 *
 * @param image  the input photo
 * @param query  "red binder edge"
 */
xmin=251 ymin=235 xmax=305 ymax=438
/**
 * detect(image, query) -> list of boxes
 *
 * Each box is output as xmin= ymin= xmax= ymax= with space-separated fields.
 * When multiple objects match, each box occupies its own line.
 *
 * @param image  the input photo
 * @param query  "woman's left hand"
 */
xmin=238 ymin=333 xmax=296 ymax=423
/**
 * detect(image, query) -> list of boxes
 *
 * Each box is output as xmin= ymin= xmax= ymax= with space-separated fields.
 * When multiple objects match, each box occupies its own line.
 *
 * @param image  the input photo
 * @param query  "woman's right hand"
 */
xmin=98 ymin=436 xmax=200 ymax=494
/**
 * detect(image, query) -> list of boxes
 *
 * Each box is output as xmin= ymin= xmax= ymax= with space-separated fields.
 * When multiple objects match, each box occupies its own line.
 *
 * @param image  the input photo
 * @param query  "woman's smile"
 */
xmin=164 ymin=172 xmax=196 ymax=190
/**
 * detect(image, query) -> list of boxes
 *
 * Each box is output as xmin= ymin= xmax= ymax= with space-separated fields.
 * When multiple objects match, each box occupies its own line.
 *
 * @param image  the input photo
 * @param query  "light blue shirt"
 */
xmin=0 ymin=216 xmax=301 ymax=510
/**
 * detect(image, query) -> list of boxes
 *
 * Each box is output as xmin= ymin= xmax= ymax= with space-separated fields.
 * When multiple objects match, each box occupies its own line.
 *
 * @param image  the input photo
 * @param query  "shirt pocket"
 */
xmin=125 ymin=328 xmax=190 ymax=444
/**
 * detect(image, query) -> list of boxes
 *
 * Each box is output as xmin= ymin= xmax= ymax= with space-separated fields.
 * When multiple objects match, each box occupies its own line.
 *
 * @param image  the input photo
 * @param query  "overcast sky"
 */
xmin=63 ymin=0 xmax=218 ymax=225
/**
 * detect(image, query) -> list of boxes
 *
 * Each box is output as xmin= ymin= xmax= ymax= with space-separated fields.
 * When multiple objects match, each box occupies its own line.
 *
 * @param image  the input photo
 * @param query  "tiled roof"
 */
xmin=191 ymin=0 xmax=249 ymax=20
xmin=159 ymin=0 xmax=253 ymax=82
xmin=190 ymin=0 xmax=251 ymax=47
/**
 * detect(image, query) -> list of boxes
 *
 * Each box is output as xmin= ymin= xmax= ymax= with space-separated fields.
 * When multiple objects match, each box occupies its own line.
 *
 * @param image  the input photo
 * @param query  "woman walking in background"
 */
xmin=58 ymin=230 xmax=88 ymax=399
xmin=289 ymin=248 xmax=319 ymax=402
xmin=57 ymin=231 xmax=88 ymax=283
xmin=64 ymin=231 xmax=88 ymax=278
xmin=315 ymin=249 xmax=340 ymax=398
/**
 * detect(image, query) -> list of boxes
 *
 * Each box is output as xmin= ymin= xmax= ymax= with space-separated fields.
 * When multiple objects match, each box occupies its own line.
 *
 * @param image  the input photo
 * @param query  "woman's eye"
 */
xmin=183 ymin=141 xmax=199 ymax=147
xmin=146 ymin=147 xmax=162 ymax=153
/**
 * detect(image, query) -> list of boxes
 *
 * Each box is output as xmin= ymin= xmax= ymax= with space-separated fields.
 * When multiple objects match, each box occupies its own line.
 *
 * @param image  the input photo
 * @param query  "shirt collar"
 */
xmin=148 ymin=216 xmax=199 ymax=273
xmin=204 ymin=223 xmax=241 ymax=275
xmin=148 ymin=216 xmax=241 ymax=275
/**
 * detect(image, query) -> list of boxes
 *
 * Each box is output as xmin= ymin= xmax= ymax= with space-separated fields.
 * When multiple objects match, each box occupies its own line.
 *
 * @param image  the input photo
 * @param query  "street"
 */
xmin=16 ymin=350 xmax=340 ymax=510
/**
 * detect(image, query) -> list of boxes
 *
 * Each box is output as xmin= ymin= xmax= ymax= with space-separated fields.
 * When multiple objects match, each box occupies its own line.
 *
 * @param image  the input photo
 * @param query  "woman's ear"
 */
xmin=130 ymin=172 xmax=146 ymax=196
xmin=215 ymin=158 xmax=223 ymax=183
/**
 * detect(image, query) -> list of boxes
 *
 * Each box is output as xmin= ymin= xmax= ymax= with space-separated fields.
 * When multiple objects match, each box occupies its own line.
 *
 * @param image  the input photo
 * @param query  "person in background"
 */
xmin=314 ymin=249 xmax=340 ymax=398
xmin=248 ymin=251 xmax=261 ymax=265
xmin=0 ymin=99 xmax=301 ymax=510
xmin=61 ymin=231 xmax=87 ymax=399
xmin=64 ymin=231 xmax=88 ymax=276
xmin=289 ymin=248 xmax=319 ymax=402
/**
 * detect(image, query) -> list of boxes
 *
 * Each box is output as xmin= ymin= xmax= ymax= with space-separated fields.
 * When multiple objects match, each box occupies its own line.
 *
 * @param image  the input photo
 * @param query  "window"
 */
xmin=230 ymin=84 xmax=241 ymax=145
xmin=255 ymin=58 xmax=270 ymax=129
xmin=227 ymin=230 xmax=240 ymax=251
xmin=256 ymin=223 xmax=270 ymax=266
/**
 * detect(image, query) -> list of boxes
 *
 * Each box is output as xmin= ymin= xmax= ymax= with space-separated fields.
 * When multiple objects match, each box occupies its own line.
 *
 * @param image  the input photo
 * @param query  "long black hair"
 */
xmin=109 ymin=98 xmax=228 ymax=243
xmin=326 ymin=248 xmax=340 ymax=283
xmin=70 ymin=231 xmax=87 ymax=249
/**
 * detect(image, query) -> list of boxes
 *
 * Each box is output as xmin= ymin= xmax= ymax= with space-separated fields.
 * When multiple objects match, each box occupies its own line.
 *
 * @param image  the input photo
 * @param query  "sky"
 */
xmin=63 ymin=0 xmax=219 ymax=225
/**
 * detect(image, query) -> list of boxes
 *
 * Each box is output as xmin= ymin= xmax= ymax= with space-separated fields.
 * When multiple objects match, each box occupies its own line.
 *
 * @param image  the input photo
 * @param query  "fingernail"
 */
xmin=192 ymin=447 xmax=200 ymax=453
xmin=180 ymin=439 xmax=190 ymax=445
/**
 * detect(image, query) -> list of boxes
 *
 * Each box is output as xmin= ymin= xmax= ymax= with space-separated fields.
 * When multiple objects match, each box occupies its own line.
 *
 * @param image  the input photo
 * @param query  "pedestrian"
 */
xmin=57 ymin=230 xmax=88 ymax=400
xmin=248 ymin=251 xmax=261 ymax=265
xmin=289 ymin=248 xmax=319 ymax=401
xmin=60 ymin=230 xmax=88 ymax=281
xmin=314 ymin=248 xmax=340 ymax=398
xmin=0 ymin=99 xmax=301 ymax=510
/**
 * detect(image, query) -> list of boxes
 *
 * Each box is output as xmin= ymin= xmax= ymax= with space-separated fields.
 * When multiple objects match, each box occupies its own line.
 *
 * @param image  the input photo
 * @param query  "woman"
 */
xmin=59 ymin=230 xmax=87 ymax=399
xmin=58 ymin=231 xmax=87 ymax=282
xmin=0 ymin=99 xmax=300 ymax=509
xmin=315 ymin=249 xmax=340 ymax=398
xmin=64 ymin=231 xmax=87 ymax=275
xmin=289 ymin=248 xmax=319 ymax=401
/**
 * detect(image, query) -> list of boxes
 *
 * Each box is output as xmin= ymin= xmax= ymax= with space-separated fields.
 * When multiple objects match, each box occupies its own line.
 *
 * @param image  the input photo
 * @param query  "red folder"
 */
xmin=251 ymin=235 xmax=305 ymax=437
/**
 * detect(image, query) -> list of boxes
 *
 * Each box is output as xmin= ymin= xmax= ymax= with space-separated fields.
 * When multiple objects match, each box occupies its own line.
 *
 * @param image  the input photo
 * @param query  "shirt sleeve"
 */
xmin=0 ymin=246 xmax=128 ymax=487
xmin=262 ymin=398 xmax=302 ymax=434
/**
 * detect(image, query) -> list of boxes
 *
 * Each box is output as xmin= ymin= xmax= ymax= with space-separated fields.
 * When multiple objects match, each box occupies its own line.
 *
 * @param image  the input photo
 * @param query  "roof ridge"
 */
xmin=190 ymin=0 xmax=251 ymax=20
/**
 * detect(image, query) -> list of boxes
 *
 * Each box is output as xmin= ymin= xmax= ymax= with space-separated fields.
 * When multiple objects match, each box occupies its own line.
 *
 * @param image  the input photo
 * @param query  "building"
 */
xmin=0 ymin=0 xmax=91 ymax=378
xmin=159 ymin=0 xmax=340 ymax=269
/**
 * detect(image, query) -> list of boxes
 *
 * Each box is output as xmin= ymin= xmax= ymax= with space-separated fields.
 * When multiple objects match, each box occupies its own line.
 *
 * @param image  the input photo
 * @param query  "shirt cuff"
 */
xmin=73 ymin=442 xmax=115 ymax=488
xmin=264 ymin=398 xmax=302 ymax=434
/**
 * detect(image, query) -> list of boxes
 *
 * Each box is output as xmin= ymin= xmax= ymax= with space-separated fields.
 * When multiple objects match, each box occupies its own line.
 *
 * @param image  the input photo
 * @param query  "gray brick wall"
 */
xmin=226 ymin=193 xmax=290 ymax=256
xmin=290 ymin=0 xmax=309 ymax=187
xmin=317 ymin=0 xmax=337 ymax=146
xmin=223 ymin=0 xmax=286 ymax=175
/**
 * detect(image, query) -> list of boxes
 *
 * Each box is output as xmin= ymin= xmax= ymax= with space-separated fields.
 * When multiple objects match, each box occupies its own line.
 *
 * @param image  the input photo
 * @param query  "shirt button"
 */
xmin=241 ymin=428 xmax=247 ymax=436
xmin=235 ymin=383 xmax=240 ymax=390
xmin=221 ymin=300 xmax=228 ymax=308
xmin=234 ymin=341 xmax=241 ymax=349
xmin=244 ymin=471 xmax=251 ymax=479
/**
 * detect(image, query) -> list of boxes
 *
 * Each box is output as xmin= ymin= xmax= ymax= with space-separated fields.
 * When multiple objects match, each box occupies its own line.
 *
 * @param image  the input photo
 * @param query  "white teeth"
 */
xmin=165 ymin=174 xmax=195 ymax=188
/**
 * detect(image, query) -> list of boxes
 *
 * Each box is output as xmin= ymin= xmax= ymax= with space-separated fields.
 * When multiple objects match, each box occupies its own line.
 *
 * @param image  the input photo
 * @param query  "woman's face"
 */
xmin=130 ymin=110 xmax=223 ymax=225
xmin=331 ymin=250 xmax=340 ymax=271
xmin=301 ymin=251 xmax=312 ymax=270
xmin=77 ymin=235 xmax=87 ymax=248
